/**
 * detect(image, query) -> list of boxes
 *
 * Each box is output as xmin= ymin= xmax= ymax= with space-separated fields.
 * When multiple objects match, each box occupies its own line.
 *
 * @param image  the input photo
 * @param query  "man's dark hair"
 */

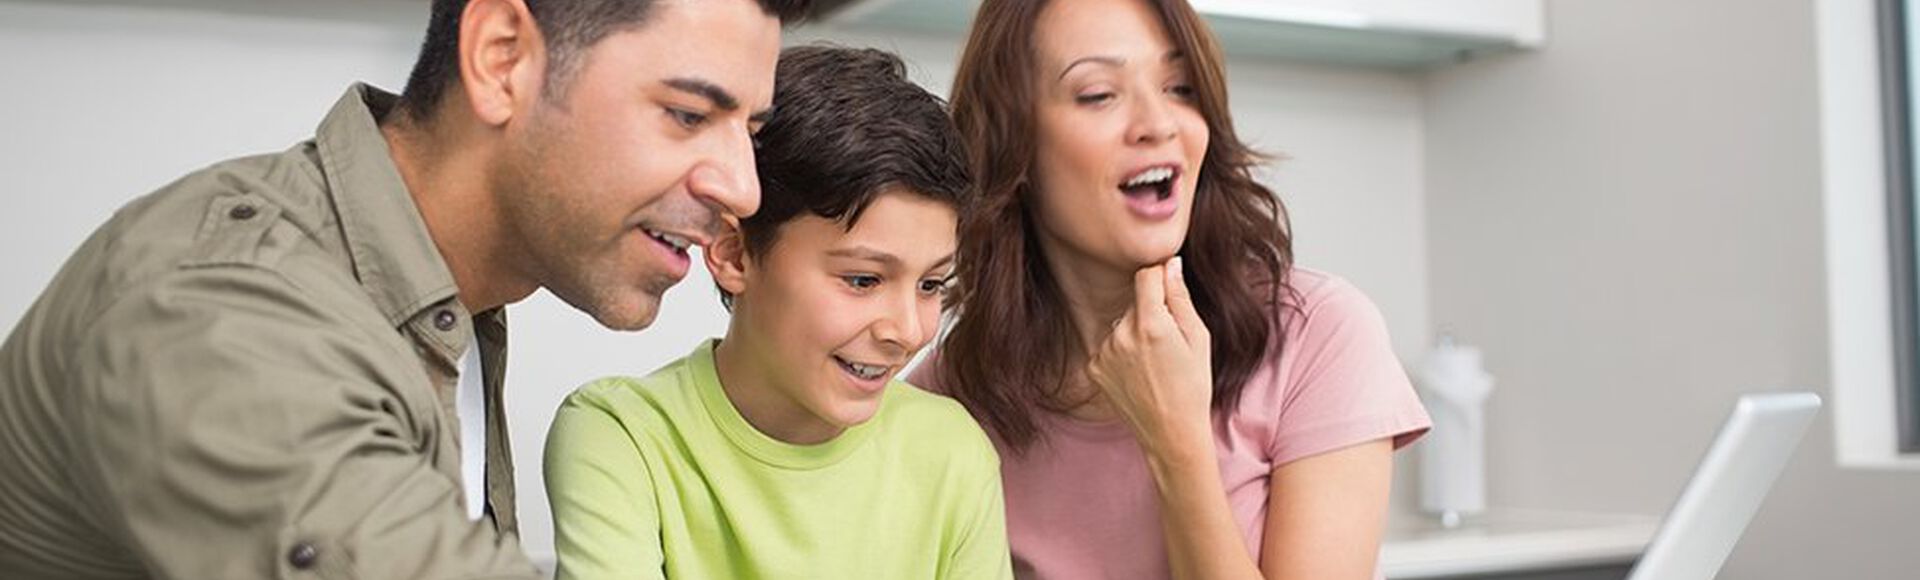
xmin=721 ymin=44 xmax=973 ymax=308
xmin=397 ymin=0 xmax=812 ymax=122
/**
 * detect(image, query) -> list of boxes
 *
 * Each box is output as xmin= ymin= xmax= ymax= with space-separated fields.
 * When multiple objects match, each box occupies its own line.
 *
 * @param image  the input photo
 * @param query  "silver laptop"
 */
xmin=1625 ymin=392 xmax=1822 ymax=580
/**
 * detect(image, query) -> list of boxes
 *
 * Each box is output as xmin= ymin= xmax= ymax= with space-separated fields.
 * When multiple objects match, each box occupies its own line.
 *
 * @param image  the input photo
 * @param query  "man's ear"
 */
xmin=457 ymin=0 xmax=546 ymax=127
xmin=707 ymin=228 xmax=752 ymax=299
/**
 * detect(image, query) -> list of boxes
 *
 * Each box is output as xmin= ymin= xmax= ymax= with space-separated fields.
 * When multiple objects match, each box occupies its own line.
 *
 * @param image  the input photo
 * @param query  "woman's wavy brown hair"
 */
xmin=936 ymin=0 xmax=1296 ymax=452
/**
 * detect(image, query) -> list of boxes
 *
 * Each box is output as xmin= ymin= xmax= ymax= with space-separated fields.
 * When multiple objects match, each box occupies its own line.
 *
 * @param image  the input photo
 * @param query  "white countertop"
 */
xmin=1380 ymin=509 xmax=1660 ymax=579
xmin=535 ymin=508 xmax=1659 ymax=579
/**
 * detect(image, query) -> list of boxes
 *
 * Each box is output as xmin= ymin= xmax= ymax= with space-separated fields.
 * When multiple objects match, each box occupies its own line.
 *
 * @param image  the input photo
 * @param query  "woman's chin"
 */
xmin=1047 ymin=225 xmax=1188 ymax=272
xmin=1117 ymin=239 xmax=1186 ymax=269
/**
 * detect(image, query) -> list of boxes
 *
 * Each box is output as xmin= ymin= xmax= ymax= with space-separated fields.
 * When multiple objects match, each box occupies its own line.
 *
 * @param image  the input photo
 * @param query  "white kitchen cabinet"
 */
xmin=815 ymin=0 xmax=1545 ymax=69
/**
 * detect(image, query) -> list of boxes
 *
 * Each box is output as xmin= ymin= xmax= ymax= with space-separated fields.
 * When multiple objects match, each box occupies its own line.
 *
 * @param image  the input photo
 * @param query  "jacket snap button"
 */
xmin=287 ymin=543 xmax=318 ymax=569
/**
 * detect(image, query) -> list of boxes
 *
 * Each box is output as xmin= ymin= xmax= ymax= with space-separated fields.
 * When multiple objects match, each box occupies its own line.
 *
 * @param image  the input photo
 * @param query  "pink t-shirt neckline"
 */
xmin=1038 ymin=413 xmax=1132 ymax=441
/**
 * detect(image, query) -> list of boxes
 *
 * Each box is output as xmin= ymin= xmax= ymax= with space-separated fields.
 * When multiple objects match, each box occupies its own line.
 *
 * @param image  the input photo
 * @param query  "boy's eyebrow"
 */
xmin=930 ymin=253 xmax=956 ymax=272
xmin=829 ymin=247 xmax=958 ymax=274
xmin=827 ymin=246 xmax=902 ymax=267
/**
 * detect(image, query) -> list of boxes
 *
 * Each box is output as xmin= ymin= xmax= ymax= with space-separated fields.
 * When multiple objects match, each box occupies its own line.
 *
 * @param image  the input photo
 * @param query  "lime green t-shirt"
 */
xmin=544 ymin=340 xmax=1012 ymax=580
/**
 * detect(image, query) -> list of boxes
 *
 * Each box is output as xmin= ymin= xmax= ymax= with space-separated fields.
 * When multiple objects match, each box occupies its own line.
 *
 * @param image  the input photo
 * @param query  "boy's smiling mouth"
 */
xmin=832 ymin=355 xmax=891 ymax=382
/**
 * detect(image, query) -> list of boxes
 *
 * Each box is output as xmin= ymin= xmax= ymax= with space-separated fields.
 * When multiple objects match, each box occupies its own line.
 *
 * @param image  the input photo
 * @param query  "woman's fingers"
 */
xmin=1163 ymin=257 xmax=1210 ymax=349
xmin=1085 ymin=259 xmax=1218 ymax=442
xmin=1133 ymin=264 xmax=1167 ymax=325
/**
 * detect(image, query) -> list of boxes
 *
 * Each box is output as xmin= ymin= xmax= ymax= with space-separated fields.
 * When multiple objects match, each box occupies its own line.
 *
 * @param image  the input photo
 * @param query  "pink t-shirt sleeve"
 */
xmin=1264 ymin=273 xmax=1431 ymax=467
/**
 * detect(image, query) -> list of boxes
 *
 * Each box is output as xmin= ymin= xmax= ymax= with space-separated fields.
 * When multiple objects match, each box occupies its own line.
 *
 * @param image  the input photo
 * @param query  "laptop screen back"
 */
xmin=1625 ymin=392 xmax=1821 ymax=580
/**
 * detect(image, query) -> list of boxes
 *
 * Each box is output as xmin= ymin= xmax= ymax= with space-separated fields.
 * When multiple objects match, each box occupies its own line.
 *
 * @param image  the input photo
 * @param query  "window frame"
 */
xmin=1821 ymin=0 xmax=1920 ymax=470
xmin=1879 ymin=0 xmax=1920 ymax=453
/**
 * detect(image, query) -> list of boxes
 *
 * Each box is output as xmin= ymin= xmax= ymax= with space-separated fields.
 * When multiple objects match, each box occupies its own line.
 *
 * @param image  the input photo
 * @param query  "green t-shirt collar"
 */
xmin=689 ymin=339 xmax=882 ymax=470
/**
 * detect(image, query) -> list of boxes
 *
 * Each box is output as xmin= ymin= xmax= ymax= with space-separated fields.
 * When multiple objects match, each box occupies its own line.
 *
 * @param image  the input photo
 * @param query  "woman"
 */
xmin=911 ymin=0 xmax=1432 ymax=578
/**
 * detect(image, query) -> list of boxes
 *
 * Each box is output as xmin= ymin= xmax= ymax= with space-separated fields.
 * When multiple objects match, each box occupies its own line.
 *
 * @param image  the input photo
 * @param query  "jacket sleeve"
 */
xmin=66 ymin=266 xmax=539 ymax=580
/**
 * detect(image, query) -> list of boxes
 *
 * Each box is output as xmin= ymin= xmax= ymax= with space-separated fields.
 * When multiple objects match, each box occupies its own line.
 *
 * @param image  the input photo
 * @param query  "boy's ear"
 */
xmin=706 ymin=227 xmax=751 ymax=298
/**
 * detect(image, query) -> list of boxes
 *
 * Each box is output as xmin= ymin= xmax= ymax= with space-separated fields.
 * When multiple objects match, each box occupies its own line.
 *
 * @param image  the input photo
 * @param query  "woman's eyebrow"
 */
xmin=1059 ymin=55 xmax=1126 ymax=81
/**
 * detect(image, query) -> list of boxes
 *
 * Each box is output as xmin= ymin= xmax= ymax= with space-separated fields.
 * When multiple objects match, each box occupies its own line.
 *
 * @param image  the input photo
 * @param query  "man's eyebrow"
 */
xmin=663 ymin=77 xmax=740 ymax=111
xmin=1058 ymin=55 xmax=1126 ymax=81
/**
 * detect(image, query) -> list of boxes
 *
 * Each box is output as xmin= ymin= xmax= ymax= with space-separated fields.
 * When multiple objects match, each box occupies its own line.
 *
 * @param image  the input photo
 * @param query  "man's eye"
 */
xmin=667 ymin=108 xmax=708 ymax=129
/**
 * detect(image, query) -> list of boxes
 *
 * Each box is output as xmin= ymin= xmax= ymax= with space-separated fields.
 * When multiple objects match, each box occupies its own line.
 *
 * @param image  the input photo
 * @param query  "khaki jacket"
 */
xmin=0 ymin=84 xmax=538 ymax=579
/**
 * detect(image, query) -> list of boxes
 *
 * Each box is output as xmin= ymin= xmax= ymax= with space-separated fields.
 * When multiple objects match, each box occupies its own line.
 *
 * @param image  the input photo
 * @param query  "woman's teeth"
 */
xmin=1121 ymin=167 xmax=1176 ymax=201
xmin=1123 ymin=166 xmax=1175 ymax=188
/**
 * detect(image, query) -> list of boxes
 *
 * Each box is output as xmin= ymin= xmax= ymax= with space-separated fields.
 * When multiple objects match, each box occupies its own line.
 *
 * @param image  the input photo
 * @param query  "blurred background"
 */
xmin=3 ymin=0 xmax=1917 ymax=578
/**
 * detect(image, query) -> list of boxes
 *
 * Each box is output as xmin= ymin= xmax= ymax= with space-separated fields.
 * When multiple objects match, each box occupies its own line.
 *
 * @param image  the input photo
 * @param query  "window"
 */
xmin=1880 ymin=0 xmax=1920 ymax=452
xmin=1822 ymin=0 xmax=1920 ymax=469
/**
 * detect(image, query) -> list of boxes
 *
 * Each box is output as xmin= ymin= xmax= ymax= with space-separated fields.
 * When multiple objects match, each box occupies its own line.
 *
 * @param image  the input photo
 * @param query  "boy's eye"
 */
xmin=843 ymin=274 xmax=881 ymax=290
xmin=667 ymin=107 xmax=709 ymax=129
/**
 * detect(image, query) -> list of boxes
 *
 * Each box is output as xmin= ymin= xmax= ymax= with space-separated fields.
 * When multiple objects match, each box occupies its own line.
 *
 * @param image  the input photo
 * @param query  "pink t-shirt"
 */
xmin=910 ymin=268 xmax=1431 ymax=580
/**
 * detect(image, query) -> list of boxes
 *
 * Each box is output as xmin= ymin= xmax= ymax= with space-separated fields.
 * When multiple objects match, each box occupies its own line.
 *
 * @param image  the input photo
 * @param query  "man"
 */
xmin=0 ymin=0 xmax=806 ymax=577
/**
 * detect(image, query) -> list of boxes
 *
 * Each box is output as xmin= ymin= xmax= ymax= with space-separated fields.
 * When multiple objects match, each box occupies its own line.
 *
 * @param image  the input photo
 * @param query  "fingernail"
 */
xmin=1170 ymin=256 xmax=1184 ymax=279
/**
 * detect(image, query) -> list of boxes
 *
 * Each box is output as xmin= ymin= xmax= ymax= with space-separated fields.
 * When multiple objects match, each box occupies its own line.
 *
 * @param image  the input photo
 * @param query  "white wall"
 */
xmin=0 ymin=1 xmax=1432 ymax=562
xmin=1423 ymin=0 xmax=1920 ymax=577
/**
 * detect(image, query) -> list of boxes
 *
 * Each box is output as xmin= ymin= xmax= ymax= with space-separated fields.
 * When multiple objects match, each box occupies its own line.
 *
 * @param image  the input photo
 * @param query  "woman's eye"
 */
xmin=667 ymin=107 xmax=708 ymax=129
xmin=919 ymin=278 xmax=951 ymax=296
xmin=1075 ymin=92 xmax=1116 ymax=105
xmin=843 ymin=275 xmax=881 ymax=290
xmin=1169 ymin=84 xmax=1196 ymax=100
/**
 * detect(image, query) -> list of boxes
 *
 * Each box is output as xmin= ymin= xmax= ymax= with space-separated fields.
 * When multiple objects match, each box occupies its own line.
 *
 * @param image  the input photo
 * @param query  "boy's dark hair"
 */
xmin=720 ymin=44 xmax=973 ymax=308
xmin=397 ymin=0 xmax=812 ymax=122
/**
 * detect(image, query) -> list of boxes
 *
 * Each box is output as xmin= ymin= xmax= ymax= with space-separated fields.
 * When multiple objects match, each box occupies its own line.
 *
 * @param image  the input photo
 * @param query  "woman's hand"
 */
xmin=1085 ymin=257 xmax=1215 ymax=460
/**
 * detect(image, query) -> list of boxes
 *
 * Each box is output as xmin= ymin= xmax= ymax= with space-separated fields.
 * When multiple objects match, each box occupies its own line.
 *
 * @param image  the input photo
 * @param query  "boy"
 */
xmin=544 ymin=45 xmax=1009 ymax=579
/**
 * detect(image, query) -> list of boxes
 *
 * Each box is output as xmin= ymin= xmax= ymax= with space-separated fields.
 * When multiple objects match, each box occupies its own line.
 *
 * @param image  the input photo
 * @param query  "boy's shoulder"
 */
xmin=881 ymin=382 xmax=979 ymax=431
xmin=558 ymin=356 xmax=705 ymax=431
xmin=878 ymin=383 xmax=999 ymax=467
